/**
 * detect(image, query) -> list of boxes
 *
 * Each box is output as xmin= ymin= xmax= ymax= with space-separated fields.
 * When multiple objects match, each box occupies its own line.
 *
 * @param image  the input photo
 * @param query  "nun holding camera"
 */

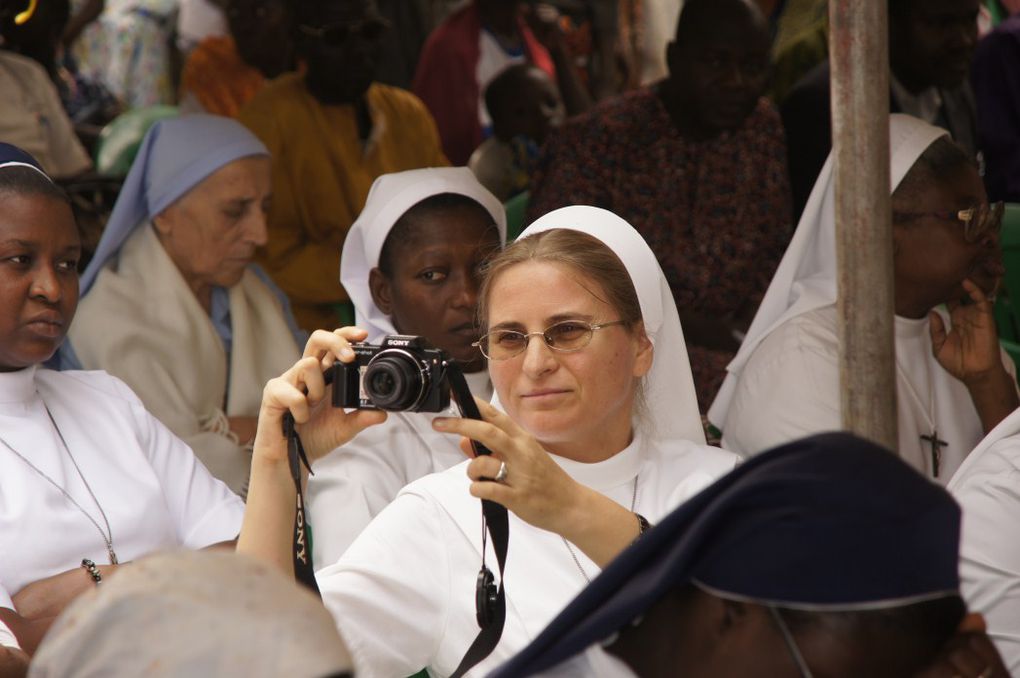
xmin=238 ymin=206 xmax=737 ymax=677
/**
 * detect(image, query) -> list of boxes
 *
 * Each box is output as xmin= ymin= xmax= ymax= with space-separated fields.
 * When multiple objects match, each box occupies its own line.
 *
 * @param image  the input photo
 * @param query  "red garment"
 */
xmin=413 ymin=2 xmax=555 ymax=166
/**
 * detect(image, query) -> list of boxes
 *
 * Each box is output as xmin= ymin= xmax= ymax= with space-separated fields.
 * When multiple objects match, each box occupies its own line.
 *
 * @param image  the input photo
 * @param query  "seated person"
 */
xmin=29 ymin=551 xmax=353 ymax=678
xmin=238 ymin=0 xmax=448 ymax=333
xmin=783 ymin=0 xmax=981 ymax=219
xmin=413 ymin=0 xmax=587 ymax=166
xmin=0 ymin=0 xmax=91 ymax=180
xmin=59 ymin=115 xmax=304 ymax=495
xmin=972 ymin=9 xmax=1020 ymax=202
xmin=528 ymin=0 xmax=793 ymax=410
xmin=178 ymin=0 xmax=296 ymax=118
xmin=0 ymin=144 xmax=243 ymax=675
xmin=306 ymin=167 xmax=506 ymax=568
xmin=948 ymin=406 xmax=1020 ymax=674
xmin=469 ymin=64 xmax=565 ymax=202
xmin=238 ymin=206 xmax=737 ymax=676
xmin=710 ymin=114 xmax=1017 ymax=482
xmin=492 ymin=432 xmax=1010 ymax=678
xmin=0 ymin=0 xmax=118 ymax=129
xmin=65 ymin=0 xmax=178 ymax=109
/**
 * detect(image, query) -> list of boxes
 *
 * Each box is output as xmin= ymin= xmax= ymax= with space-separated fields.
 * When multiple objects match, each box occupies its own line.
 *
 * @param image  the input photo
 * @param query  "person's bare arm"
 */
xmin=0 ymin=643 xmax=29 ymax=678
xmin=238 ymin=329 xmax=387 ymax=574
xmin=11 ymin=565 xmax=115 ymax=622
xmin=931 ymin=279 xmax=1020 ymax=433
xmin=0 ymin=608 xmax=56 ymax=660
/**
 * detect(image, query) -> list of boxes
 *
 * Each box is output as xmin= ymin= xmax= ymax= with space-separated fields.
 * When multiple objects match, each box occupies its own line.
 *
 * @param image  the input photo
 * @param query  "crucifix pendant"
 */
xmin=920 ymin=430 xmax=947 ymax=478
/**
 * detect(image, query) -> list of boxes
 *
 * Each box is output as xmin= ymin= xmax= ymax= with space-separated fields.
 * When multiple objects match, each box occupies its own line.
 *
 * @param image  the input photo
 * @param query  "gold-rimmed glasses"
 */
xmin=892 ymin=201 xmax=1004 ymax=243
xmin=473 ymin=320 xmax=629 ymax=361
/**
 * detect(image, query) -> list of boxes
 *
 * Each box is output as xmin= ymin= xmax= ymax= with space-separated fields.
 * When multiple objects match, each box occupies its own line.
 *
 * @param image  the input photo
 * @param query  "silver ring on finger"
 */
xmin=494 ymin=461 xmax=508 ymax=484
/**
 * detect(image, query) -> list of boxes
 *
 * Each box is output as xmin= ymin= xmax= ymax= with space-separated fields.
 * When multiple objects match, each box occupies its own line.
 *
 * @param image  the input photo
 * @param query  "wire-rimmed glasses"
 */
xmin=473 ymin=320 xmax=628 ymax=361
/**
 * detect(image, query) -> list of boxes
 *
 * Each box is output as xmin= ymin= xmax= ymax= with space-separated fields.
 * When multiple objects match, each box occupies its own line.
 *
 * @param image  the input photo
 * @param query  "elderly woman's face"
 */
xmin=485 ymin=261 xmax=652 ymax=460
xmin=153 ymin=156 xmax=271 ymax=298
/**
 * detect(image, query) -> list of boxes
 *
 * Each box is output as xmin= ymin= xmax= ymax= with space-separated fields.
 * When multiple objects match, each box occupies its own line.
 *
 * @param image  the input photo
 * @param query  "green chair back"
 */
xmin=94 ymin=105 xmax=179 ymax=177
xmin=504 ymin=190 xmax=530 ymax=242
xmin=995 ymin=203 xmax=1020 ymax=371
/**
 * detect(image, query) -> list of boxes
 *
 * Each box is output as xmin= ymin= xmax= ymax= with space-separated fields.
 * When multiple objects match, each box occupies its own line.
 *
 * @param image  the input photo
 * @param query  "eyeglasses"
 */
xmin=297 ymin=17 xmax=389 ymax=45
xmin=473 ymin=320 xmax=629 ymax=361
xmin=892 ymin=201 xmax=1004 ymax=243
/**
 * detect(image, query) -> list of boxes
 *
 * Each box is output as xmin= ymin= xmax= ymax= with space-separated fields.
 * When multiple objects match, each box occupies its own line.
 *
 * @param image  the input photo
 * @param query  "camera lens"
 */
xmin=363 ymin=351 xmax=428 ymax=411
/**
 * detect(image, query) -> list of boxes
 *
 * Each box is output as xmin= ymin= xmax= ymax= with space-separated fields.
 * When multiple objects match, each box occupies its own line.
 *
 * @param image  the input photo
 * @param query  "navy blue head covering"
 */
xmin=491 ymin=433 xmax=961 ymax=678
xmin=0 ymin=143 xmax=51 ymax=178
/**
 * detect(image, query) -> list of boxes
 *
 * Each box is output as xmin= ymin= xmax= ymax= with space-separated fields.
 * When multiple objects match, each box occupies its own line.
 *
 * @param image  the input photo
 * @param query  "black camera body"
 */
xmin=332 ymin=335 xmax=451 ymax=412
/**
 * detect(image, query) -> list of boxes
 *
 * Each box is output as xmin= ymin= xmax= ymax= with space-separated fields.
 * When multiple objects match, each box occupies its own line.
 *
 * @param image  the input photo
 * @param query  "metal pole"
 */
xmin=829 ymin=0 xmax=898 ymax=449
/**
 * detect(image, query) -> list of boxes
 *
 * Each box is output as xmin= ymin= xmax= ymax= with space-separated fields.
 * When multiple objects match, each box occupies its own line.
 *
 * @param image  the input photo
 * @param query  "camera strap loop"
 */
xmin=447 ymin=366 xmax=510 ymax=678
xmin=284 ymin=411 xmax=321 ymax=595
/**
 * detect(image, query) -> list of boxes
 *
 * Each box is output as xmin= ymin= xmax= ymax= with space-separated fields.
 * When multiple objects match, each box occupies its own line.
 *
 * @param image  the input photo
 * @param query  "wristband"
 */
xmin=81 ymin=558 xmax=102 ymax=585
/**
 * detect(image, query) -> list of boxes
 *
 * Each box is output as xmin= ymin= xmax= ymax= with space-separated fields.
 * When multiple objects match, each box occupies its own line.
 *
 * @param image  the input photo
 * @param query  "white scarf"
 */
xmin=709 ymin=114 xmax=949 ymax=426
xmin=68 ymin=225 xmax=300 ymax=493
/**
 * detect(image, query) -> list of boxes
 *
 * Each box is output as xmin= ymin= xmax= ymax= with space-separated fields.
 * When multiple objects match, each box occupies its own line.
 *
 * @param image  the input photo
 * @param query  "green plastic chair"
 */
xmin=94 ymin=105 xmax=179 ymax=177
xmin=995 ymin=204 xmax=1020 ymax=372
xmin=504 ymin=190 xmax=530 ymax=242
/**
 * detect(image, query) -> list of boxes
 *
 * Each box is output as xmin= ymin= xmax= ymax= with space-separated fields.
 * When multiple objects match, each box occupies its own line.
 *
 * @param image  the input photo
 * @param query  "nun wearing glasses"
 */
xmin=237 ymin=206 xmax=737 ymax=677
xmin=710 ymin=114 xmax=1017 ymax=482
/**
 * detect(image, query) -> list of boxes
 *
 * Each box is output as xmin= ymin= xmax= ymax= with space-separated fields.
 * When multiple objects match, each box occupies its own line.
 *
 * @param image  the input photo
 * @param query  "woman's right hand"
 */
xmin=253 ymin=328 xmax=387 ymax=466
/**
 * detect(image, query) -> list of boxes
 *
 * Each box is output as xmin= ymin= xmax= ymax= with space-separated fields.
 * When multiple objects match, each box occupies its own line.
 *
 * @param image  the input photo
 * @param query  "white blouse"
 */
xmin=316 ymin=432 xmax=737 ymax=677
xmin=0 ymin=366 xmax=244 ymax=649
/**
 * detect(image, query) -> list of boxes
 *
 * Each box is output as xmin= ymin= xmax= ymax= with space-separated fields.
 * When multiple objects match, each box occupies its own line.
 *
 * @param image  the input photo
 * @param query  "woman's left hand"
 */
xmin=433 ymin=398 xmax=583 ymax=536
xmin=930 ymin=278 xmax=1004 ymax=385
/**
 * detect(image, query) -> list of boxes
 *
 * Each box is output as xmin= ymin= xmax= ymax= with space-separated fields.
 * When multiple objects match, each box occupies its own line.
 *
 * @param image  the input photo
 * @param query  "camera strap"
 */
xmin=280 ymin=363 xmax=510 ymax=676
xmin=283 ymin=411 xmax=321 ymax=595
xmin=447 ymin=366 xmax=510 ymax=678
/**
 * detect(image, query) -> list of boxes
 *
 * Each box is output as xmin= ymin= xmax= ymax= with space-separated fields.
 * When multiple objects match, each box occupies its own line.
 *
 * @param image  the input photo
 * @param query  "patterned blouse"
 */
xmin=529 ymin=87 xmax=793 ymax=410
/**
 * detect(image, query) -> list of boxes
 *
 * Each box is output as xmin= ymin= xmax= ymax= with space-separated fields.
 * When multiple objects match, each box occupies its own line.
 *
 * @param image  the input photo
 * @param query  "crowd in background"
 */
xmin=3 ymin=0 xmax=1020 ymax=677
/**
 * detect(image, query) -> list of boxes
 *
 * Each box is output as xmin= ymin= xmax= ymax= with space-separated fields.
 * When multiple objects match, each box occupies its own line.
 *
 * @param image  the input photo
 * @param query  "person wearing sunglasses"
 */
xmin=237 ymin=0 xmax=448 ymax=333
xmin=237 ymin=206 xmax=737 ymax=676
xmin=711 ymin=114 xmax=1017 ymax=483
xmin=491 ymin=432 xmax=1009 ymax=678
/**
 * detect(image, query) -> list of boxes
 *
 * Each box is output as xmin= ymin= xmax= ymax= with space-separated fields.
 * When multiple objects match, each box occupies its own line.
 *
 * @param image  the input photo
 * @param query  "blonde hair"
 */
xmin=478 ymin=229 xmax=643 ymax=329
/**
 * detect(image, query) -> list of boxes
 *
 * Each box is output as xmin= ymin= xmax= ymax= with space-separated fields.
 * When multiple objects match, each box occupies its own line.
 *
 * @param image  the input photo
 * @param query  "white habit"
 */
xmin=317 ymin=433 xmax=736 ymax=677
xmin=948 ymin=409 xmax=1020 ymax=674
xmin=720 ymin=306 xmax=1012 ymax=481
xmin=709 ymin=114 xmax=1014 ymax=481
xmin=0 ymin=366 xmax=244 ymax=650
xmin=314 ymin=206 xmax=726 ymax=676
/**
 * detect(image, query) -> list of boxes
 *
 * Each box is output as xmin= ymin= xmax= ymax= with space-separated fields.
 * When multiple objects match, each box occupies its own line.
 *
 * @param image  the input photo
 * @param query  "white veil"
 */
xmin=708 ymin=114 xmax=949 ymax=426
xmin=340 ymin=167 xmax=507 ymax=342
xmin=496 ymin=205 xmax=706 ymax=445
